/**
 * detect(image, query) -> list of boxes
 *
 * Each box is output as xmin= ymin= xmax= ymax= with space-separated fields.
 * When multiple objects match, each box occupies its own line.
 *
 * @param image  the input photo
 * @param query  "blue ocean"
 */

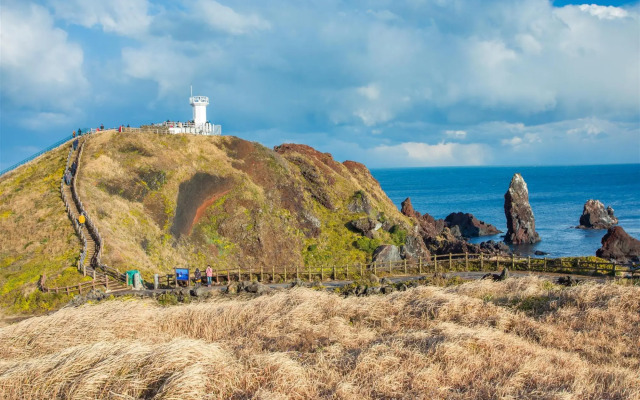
xmin=372 ymin=164 xmax=640 ymax=257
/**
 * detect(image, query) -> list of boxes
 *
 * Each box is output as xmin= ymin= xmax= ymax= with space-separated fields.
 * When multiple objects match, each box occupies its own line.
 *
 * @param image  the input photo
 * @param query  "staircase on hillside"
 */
xmin=60 ymin=138 xmax=128 ymax=292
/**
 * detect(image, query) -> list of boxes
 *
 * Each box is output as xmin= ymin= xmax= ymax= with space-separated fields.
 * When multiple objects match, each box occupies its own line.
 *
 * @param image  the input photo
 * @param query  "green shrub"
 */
xmin=354 ymin=237 xmax=381 ymax=254
xmin=389 ymin=225 xmax=407 ymax=246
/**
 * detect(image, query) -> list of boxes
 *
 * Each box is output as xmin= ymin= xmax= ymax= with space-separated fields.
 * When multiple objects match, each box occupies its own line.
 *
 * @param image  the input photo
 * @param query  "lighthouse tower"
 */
xmin=158 ymin=87 xmax=221 ymax=135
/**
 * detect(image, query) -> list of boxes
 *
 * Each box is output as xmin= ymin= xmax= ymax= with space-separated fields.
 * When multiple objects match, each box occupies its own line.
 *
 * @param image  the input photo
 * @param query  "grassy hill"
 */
xmin=1 ymin=277 xmax=638 ymax=398
xmin=0 ymin=144 xmax=80 ymax=313
xmin=0 ymin=130 xmax=412 ymax=313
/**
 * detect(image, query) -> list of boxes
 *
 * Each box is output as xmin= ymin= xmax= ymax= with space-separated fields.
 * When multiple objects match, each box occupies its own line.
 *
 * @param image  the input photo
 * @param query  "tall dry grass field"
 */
xmin=0 ymin=277 xmax=638 ymax=399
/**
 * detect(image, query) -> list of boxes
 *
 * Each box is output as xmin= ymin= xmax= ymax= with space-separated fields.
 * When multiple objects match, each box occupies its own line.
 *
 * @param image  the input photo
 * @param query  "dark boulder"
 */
xmin=596 ymin=226 xmax=640 ymax=263
xmin=400 ymin=233 xmax=431 ymax=262
xmin=444 ymin=212 xmax=502 ymax=238
xmin=577 ymin=200 xmax=618 ymax=229
xmin=349 ymin=217 xmax=382 ymax=238
xmin=478 ymin=240 xmax=511 ymax=255
xmin=481 ymin=268 xmax=509 ymax=281
xmin=504 ymin=173 xmax=540 ymax=244
xmin=372 ymin=245 xmax=402 ymax=263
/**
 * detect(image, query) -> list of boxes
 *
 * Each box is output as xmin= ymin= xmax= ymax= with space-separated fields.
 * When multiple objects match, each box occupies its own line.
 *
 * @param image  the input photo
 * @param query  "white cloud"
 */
xmin=357 ymin=84 xmax=380 ymax=100
xmin=50 ymin=0 xmax=152 ymax=37
xmin=0 ymin=3 xmax=87 ymax=114
xmin=578 ymin=4 xmax=629 ymax=20
xmin=501 ymin=136 xmax=524 ymax=147
xmin=370 ymin=141 xmax=490 ymax=167
xmin=444 ymin=130 xmax=467 ymax=139
xmin=193 ymin=0 xmax=270 ymax=35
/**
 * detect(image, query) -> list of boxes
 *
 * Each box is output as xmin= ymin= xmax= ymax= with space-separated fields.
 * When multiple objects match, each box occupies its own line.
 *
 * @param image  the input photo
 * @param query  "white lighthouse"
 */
xmin=190 ymin=94 xmax=209 ymax=129
xmin=160 ymin=87 xmax=222 ymax=135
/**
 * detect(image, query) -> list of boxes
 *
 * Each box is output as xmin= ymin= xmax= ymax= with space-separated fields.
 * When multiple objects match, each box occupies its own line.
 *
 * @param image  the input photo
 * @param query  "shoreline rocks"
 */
xmin=504 ymin=173 xmax=540 ymax=244
xmin=444 ymin=212 xmax=502 ymax=238
xmin=577 ymin=200 xmax=618 ymax=229
xmin=596 ymin=226 xmax=640 ymax=263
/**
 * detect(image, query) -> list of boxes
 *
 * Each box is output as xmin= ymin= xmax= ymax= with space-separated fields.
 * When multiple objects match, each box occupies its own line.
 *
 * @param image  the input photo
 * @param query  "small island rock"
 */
xmin=444 ymin=212 xmax=502 ymax=238
xmin=596 ymin=226 xmax=640 ymax=263
xmin=577 ymin=199 xmax=618 ymax=229
xmin=504 ymin=173 xmax=540 ymax=244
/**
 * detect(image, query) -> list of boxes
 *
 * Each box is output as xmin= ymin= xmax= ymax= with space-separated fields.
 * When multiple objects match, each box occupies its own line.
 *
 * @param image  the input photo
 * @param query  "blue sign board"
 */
xmin=175 ymin=268 xmax=189 ymax=281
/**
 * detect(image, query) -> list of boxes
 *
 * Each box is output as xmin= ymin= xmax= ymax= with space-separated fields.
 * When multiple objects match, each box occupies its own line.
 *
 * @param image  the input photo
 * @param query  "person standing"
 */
xmin=205 ymin=265 xmax=213 ymax=287
xmin=194 ymin=268 xmax=202 ymax=288
xmin=72 ymin=130 xmax=76 ymax=138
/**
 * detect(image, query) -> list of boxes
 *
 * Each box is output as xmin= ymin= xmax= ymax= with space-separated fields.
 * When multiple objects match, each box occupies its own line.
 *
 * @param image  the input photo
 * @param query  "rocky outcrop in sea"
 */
xmin=504 ymin=173 xmax=540 ymax=244
xmin=595 ymin=226 xmax=640 ymax=263
xmin=444 ymin=212 xmax=502 ymax=238
xmin=577 ymin=199 xmax=618 ymax=229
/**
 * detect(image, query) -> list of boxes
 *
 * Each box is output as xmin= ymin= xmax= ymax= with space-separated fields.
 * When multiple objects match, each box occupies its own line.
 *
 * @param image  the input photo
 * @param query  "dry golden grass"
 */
xmin=0 ymin=276 xmax=638 ymax=399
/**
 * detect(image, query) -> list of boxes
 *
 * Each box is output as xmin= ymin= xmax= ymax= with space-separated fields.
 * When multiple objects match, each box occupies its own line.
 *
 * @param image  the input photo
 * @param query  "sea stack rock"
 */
xmin=444 ymin=212 xmax=502 ymax=238
xmin=504 ymin=173 xmax=540 ymax=244
xmin=596 ymin=226 xmax=640 ymax=262
xmin=577 ymin=200 xmax=618 ymax=229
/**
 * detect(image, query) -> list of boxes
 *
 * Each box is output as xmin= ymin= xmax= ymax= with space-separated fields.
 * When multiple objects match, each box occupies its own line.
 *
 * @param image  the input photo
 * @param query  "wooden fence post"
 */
xmin=388 ymin=260 xmax=392 ymax=275
xmin=360 ymin=262 xmax=364 ymax=277
xmin=373 ymin=262 xmax=377 ymax=276
xmin=404 ymin=259 xmax=407 ymax=274
xmin=272 ymin=265 xmax=275 ymax=282
xmin=237 ymin=265 xmax=241 ymax=282
xmin=284 ymin=265 xmax=287 ymax=282
xmin=527 ymin=256 xmax=531 ymax=270
xmin=249 ymin=265 xmax=253 ymax=281
xmin=480 ymin=254 xmax=484 ymax=270
xmin=106 ymin=275 xmax=109 ymax=291
xmin=332 ymin=265 xmax=336 ymax=280
xmin=611 ymin=264 xmax=616 ymax=277
xmin=215 ymin=267 xmax=219 ymax=283
xmin=434 ymin=255 xmax=438 ymax=273
xmin=296 ymin=265 xmax=299 ymax=280
xmin=418 ymin=257 xmax=422 ymax=274
xmin=544 ymin=257 xmax=547 ymax=270
xmin=308 ymin=264 xmax=311 ymax=281
xmin=465 ymin=253 xmax=469 ymax=270
xmin=345 ymin=264 xmax=349 ymax=280
xmin=512 ymin=254 xmax=515 ymax=269
xmin=320 ymin=265 xmax=323 ymax=281
xmin=449 ymin=253 xmax=452 ymax=270
xmin=496 ymin=257 xmax=500 ymax=270
xmin=227 ymin=268 xmax=231 ymax=283
xmin=78 ymin=284 xmax=82 ymax=294
xmin=261 ymin=265 xmax=264 ymax=282
xmin=66 ymin=287 xmax=70 ymax=295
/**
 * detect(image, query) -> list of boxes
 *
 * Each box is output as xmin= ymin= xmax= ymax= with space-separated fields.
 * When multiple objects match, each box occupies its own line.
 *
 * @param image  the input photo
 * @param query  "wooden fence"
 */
xmin=156 ymin=253 xmax=639 ymax=289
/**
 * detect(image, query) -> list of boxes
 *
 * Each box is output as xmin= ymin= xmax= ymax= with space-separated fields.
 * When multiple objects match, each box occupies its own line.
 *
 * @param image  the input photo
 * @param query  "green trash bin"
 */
xmin=126 ymin=270 xmax=140 ymax=286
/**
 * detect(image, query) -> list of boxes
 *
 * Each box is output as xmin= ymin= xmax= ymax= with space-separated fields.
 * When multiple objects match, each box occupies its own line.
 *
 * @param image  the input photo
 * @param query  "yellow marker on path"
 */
xmin=78 ymin=215 xmax=85 ymax=224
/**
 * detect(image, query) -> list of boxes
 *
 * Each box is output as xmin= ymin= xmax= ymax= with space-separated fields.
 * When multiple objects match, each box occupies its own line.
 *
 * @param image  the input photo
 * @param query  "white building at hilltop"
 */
xmin=156 ymin=88 xmax=222 ymax=135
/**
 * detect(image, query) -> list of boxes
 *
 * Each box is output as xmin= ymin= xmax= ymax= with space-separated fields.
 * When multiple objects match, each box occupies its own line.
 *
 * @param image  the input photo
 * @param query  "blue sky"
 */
xmin=1 ymin=0 xmax=639 ymax=169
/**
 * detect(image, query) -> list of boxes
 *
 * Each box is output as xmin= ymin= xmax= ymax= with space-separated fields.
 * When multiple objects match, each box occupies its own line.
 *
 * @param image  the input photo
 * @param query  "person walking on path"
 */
xmin=72 ymin=130 xmax=76 ymax=138
xmin=73 ymin=138 xmax=79 ymax=150
xmin=194 ymin=268 xmax=202 ymax=288
xmin=206 ymin=265 xmax=213 ymax=287
xmin=64 ymin=169 xmax=72 ymax=185
xmin=78 ymin=128 xmax=82 ymax=135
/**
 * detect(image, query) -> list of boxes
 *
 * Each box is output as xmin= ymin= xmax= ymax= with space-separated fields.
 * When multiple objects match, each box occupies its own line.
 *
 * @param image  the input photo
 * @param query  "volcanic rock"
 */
xmin=478 ymin=240 xmax=511 ymax=255
xmin=400 ymin=233 xmax=431 ymax=262
xmin=348 ymin=217 xmax=382 ymax=238
xmin=372 ymin=245 xmax=402 ymax=263
xmin=504 ymin=173 xmax=540 ymax=244
xmin=577 ymin=200 xmax=618 ymax=229
xmin=347 ymin=191 xmax=373 ymax=214
xmin=445 ymin=212 xmax=502 ymax=238
xmin=596 ymin=226 xmax=640 ymax=263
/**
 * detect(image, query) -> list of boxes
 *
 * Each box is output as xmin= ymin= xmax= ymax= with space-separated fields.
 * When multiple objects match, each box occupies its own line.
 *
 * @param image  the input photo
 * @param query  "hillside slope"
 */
xmin=0 ymin=144 xmax=79 ymax=312
xmin=78 ymin=131 xmax=413 ymax=276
